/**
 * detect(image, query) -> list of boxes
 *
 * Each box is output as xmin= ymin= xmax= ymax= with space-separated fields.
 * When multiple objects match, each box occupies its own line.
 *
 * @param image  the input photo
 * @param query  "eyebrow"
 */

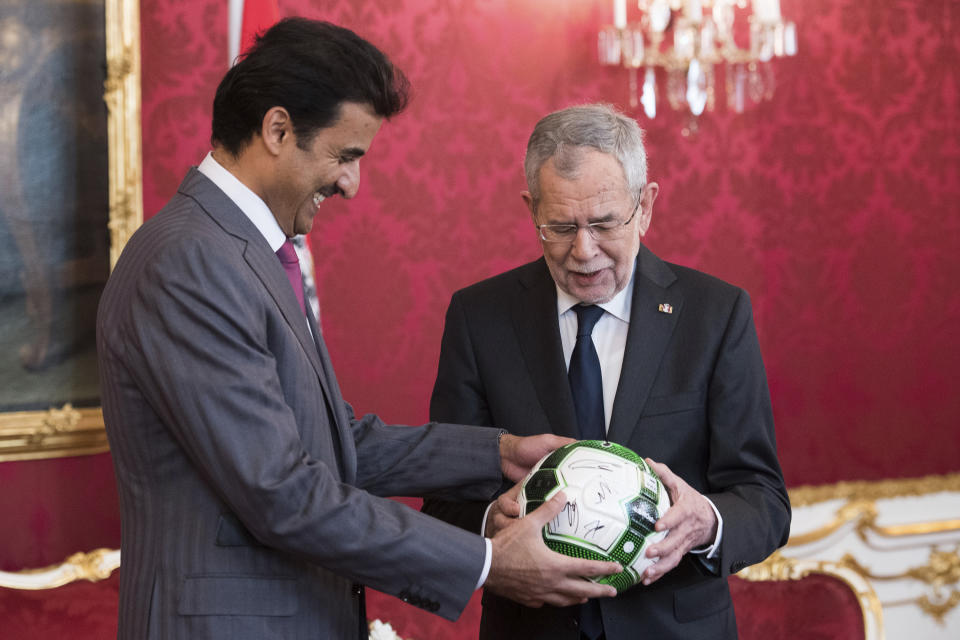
xmin=542 ymin=211 xmax=619 ymax=225
xmin=339 ymin=147 xmax=366 ymax=161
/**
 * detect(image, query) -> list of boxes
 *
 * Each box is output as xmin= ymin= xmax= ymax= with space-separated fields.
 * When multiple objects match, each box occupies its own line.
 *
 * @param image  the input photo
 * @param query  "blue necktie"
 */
xmin=568 ymin=304 xmax=606 ymax=640
xmin=569 ymin=304 xmax=606 ymax=442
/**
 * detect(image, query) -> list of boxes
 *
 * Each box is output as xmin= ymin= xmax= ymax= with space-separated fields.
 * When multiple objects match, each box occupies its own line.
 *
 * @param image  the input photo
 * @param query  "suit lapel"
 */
xmin=307 ymin=314 xmax=355 ymax=483
xmin=607 ymin=246 xmax=682 ymax=444
xmin=179 ymin=169 xmax=350 ymax=468
xmin=513 ymin=260 xmax=580 ymax=439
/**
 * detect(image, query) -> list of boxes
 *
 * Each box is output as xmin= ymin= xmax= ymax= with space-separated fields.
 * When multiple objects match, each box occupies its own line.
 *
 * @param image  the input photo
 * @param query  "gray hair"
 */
xmin=523 ymin=103 xmax=648 ymax=208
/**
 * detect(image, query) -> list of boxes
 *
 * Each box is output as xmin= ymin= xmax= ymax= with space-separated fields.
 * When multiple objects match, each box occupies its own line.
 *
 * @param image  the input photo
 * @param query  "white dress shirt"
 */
xmin=554 ymin=263 xmax=723 ymax=559
xmin=197 ymin=152 xmax=287 ymax=252
xmin=556 ymin=272 xmax=634 ymax=432
xmin=197 ymin=152 xmax=315 ymax=336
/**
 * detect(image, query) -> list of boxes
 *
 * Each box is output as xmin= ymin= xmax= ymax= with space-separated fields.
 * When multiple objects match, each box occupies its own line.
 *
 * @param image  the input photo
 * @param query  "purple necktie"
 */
xmin=276 ymin=240 xmax=306 ymax=315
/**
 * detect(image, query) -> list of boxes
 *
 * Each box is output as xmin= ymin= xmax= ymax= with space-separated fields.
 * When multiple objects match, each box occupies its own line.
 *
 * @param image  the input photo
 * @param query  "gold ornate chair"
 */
xmin=0 ymin=549 xmax=121 ymax=638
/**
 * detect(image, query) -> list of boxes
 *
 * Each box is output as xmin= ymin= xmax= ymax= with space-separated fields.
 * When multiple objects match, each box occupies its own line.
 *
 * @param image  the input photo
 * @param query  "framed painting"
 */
xmin=0 ymin=0 xmax=141 ymax=461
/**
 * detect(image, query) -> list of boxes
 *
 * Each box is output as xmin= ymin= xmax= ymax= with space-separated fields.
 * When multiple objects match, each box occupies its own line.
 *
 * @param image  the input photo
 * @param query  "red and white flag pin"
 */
xmin=658 ymin=303 xmax=673 ymax=314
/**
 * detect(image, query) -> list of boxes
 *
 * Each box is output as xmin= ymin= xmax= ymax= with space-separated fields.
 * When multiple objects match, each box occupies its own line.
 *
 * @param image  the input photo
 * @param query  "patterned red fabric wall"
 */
xmin=142 ymin=0 xmax=959 ymax=488
xmin=0 ymin=2 xmax=955 ymax=637
xmin=4 ymin=0 xmax=957 ymax=573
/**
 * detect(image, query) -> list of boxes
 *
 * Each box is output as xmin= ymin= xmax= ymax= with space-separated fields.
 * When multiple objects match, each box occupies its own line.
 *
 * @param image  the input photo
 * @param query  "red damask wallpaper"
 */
xmin=140 ymin=0 xmax=959 ymax=487
xmin=3 ymin=0 xmax=957 ymax=606
xmin=139 ymin=7 xmax=960 ymax=630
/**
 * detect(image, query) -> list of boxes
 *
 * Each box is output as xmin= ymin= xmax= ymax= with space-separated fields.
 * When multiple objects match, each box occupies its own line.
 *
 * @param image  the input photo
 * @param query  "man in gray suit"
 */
xmin=97 ymin=20 xmax=620 ymax=640
xmin=423 ymin=104 xmax=791 ymax=639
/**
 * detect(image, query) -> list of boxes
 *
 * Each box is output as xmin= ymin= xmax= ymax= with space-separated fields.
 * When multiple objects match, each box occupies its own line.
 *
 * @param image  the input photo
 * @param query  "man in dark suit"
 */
xmin=423 ymin=104 xmax=791 ymax=639
xmin=97 ymin=21 xmax=620 ymax=640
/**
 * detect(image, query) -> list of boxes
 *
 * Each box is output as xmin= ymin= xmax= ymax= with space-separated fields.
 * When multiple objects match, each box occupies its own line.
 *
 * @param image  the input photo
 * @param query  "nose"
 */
xmin=569 ymin=226 xmax=599 ymax=260
xmin=337 ymin=160 xmax=361 ymax=199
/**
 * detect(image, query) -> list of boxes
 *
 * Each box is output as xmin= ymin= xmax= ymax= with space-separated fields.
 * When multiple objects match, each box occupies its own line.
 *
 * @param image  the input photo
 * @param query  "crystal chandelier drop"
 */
xmin=599 ymin=0 xmax=797 ymax=120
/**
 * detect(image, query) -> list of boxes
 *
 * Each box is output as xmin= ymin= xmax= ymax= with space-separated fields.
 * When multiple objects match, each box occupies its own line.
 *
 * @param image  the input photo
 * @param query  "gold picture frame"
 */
xmin=0 ymin=0 xmax=141 ymax=462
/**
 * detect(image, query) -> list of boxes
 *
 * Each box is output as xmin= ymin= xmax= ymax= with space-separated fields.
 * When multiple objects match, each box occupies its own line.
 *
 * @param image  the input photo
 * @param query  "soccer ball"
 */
xmin=517 ymin=440 xmax=671 ymax=593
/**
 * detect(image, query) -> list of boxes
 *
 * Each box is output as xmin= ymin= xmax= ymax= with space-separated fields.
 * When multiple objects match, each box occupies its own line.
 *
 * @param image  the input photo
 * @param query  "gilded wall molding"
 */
xmin=0 ymin=405 xmax=108 ymax=461
xmin=104 ymin=0 xmax=143 ymax=270
xmin=786 ymin=499 xmax=960 ymax=547
xmin=789 ymin=473 xmax=960 ymax=508
xmin=0 ymin=0 xmax=141 ymax=462
xmin=839 ymin=549 xmax=960 ymax=624
xmin=0 ymin=548 xmax=120 ymax=590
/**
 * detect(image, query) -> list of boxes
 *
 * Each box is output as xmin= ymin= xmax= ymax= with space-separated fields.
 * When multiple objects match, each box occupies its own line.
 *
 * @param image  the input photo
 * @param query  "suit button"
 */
xmin=567 ymin=617 xmax=579 ymax=630
xmin=352 ymin=583 xmax=363 ymax=596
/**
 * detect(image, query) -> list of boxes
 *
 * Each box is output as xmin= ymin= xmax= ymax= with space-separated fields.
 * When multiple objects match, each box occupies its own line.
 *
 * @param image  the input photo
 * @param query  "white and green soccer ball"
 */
xmin=518 ymin=440 xmax=671 ymax=594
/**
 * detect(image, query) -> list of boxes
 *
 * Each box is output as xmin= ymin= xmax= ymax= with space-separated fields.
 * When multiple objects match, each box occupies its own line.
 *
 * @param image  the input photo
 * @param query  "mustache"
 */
xmin=312 ymin=185 xmax=344 ymax=207
xmin=318 ymin=184 xmax=344 ymax=199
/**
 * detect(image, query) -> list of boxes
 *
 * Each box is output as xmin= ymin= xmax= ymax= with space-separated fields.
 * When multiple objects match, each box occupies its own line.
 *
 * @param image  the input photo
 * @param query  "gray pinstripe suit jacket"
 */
xmin=97 ymin=168 xmax=502 ymax=639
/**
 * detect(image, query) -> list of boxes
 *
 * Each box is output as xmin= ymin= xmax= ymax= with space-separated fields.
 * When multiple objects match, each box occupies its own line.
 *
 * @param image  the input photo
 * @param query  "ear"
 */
xmin=637 ymin=182 xmax=659 ymax=236
xmin=521 ymin=191 xmax=536 ymax=221
xmin=261 ymin=106 xmax=292 ymax=156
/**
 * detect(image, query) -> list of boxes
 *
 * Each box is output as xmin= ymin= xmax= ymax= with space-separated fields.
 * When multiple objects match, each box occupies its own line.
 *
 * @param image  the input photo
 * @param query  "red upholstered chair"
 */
xmin=0 ymin=549 xmax=435 ymax=640
xmin=0 ymin=549 xmax=120 ymax=639
xmin=0 ymin=549 xmax=883 ymax=640
xmin=367 ymin=553 xmax=885 ymax=640
xmin=731 ymin=552 xmax=884 ymax=640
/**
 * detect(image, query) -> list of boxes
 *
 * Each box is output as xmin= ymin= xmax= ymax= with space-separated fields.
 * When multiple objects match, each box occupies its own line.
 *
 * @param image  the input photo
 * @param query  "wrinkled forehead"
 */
xmin=549 ymin=146 xmax=626 ymax=184
xmin=535 ymin=169 xmax=634 ymax=224
xmin=538 ymin=151 xmax=631 ymax=203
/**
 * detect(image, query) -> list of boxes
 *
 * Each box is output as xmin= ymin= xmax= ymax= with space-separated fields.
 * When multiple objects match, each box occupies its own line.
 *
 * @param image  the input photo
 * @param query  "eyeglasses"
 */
xmin=537 ymin=202 xmax=640 ymax=244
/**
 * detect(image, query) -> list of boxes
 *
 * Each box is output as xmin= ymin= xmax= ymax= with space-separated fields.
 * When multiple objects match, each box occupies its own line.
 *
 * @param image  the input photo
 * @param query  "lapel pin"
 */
xmin=658 ymin=303 xmax=673 ymax=314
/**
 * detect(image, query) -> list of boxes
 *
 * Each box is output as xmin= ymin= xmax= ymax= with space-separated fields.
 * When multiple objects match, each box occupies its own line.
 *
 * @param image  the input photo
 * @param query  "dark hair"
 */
xmin=211 ymin=18 xmax=410 ymax=155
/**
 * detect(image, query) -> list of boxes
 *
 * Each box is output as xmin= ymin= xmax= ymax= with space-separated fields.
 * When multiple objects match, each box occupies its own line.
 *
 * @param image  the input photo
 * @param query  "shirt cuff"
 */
xmin=475 ymin=501 xmax=497 ymax=589
xmin=688 ymin=496 xmax=723 ymax=559
xmin=476 ymin=538 xmax=493 ymax=589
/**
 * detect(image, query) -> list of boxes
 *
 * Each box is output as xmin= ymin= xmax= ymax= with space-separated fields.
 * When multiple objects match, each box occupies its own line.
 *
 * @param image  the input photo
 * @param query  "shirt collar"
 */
xmin=555 ymin=261 xmax=636 ymax=323
xmin=197 ymin=152 xmax=287 ymax=252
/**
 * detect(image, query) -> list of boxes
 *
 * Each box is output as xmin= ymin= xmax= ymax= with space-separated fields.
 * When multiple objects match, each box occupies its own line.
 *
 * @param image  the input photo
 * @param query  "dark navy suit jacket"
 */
xmin=424 ymin=246 xmax=790 ymax=640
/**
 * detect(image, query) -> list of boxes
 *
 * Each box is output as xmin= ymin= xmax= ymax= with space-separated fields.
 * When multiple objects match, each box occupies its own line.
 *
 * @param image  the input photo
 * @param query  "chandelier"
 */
xmin=599 ymin=0 xmax=797 ymax=121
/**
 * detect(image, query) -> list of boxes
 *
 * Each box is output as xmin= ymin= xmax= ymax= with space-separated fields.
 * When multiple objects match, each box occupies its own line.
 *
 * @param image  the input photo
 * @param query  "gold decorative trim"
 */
xmin=0 ymin=0 xmax=141 ymax=462
xmin=789 ymin=473 xmax=960 ymax=507
xmin=916 ymin=590 xmax=960 ymax=624
xmin=838 ymin=549 xmax=960 ymax=624
xmin=104 ymin=0 xmax=143 ymax=270
xmin=0 ymin=405 xmax=108 ymax=461
xmin=787 ymin=499 xmax=877 ymax=546
xmin=877 ymin=520 xmax=960 ymax=537
xmin=0 ymin=548 xmax=120 ymax=590
xmin=787 ymin=502 xmax=960 ymax=547
xmin=785 ymin=473 xmax=960 ymax=548
xmin=739 ymin=552 xmax=885 ymax=640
